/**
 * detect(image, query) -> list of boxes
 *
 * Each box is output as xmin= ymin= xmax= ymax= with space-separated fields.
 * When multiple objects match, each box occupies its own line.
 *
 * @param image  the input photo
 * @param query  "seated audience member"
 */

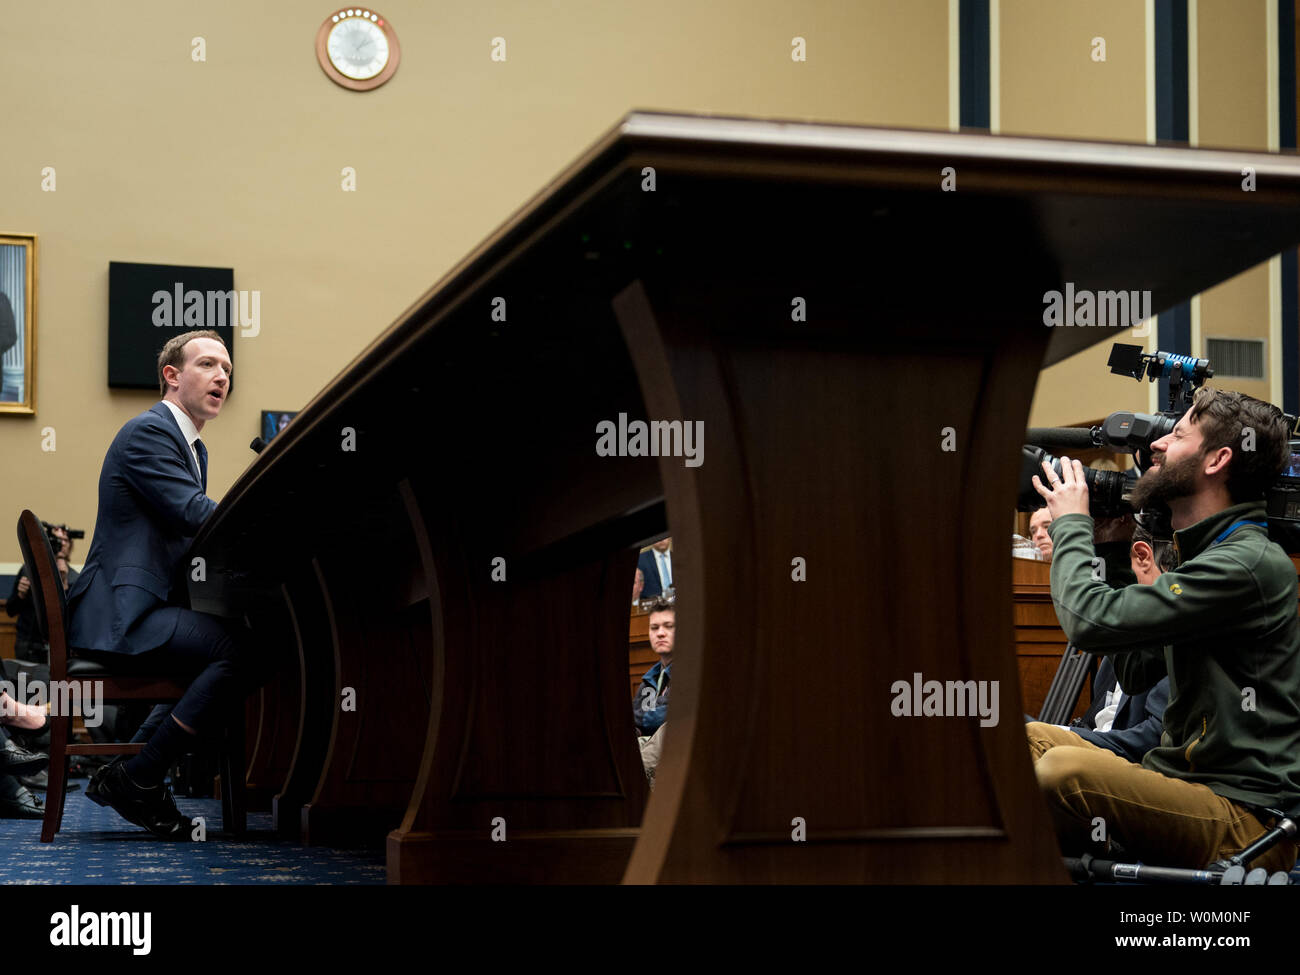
xmin=1028 ymin=506 xmax=1053 ymax=560
xmin=637 ymin=539 xmax=674 ymax=599
xmin=1059 ymin=521 xmax=1176 ymax=762
xmin=1027 ymin=388 xmax=1300 ymax=873
xmin=0 ymin=696 xmax=49 ymax=819
xmin=633 ymin=596 xmax=674 ymax=737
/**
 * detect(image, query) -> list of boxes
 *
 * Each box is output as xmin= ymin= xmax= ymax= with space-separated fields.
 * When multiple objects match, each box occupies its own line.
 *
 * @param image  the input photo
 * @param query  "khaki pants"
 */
xmin=1026 ymin=722 xmax=1297 ymax=875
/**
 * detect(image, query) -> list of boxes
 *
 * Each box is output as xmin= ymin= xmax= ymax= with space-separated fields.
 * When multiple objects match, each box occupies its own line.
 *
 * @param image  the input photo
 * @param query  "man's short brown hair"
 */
xmin=645 ymin=596 xmax=675 ymax=616
xmin=1188 ymin=386 xmax=1291 ymax=502
xmin=157 ymin=330 xmax=226 ymax=396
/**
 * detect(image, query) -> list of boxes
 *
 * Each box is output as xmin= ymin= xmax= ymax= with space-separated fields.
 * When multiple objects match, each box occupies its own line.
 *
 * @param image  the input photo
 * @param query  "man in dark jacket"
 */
xmin=70 ymin=330 xmax=256 ymax=840
xmin=1029 ymin=387 xmax=1300 ymax=873
xmin=633 ymin=597 xmax=674 ymax=736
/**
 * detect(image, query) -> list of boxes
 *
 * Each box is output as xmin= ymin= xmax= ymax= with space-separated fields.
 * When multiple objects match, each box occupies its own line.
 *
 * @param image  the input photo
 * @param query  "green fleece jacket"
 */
xmin=1048 ymin=501 xmax=1300 ymax=811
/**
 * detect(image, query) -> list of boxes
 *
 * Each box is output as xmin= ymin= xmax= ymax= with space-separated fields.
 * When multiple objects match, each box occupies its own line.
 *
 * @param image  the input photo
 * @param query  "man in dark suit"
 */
xmin=1071 ymin=657 xmax=1169 ymax=762
xmin=636 ymin=539 xmax=673 ymax=599
xmin=68 ymin=329 xmax=254 ymax=839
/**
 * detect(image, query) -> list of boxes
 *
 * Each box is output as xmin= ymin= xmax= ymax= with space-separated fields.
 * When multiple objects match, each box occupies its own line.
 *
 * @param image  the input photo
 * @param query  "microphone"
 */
xmin=1025 ymin=426 xmax=1100 ymax=450
xmin=250 ymin=437 xmax=268 ymax=454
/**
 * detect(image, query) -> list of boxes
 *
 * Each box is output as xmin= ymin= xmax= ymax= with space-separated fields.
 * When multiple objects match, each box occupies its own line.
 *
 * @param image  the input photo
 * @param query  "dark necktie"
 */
xmin=195 ymin=438 xmax=208 ymax=492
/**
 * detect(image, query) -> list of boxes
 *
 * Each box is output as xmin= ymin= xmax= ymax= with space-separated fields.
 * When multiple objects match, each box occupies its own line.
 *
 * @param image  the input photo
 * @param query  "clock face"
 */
xmin=316 ymin=9 xmax=401 ymax=91
xmin=327 ymin=17 xmax=389 ymax=80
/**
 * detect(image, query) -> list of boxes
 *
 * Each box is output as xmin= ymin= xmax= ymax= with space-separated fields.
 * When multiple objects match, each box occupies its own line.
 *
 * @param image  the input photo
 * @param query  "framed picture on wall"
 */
xmin=0 ymin=233 xmax=37 ymax=414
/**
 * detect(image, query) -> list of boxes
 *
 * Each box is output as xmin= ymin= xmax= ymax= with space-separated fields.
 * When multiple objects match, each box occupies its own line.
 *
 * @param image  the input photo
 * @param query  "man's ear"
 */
xmin=1203 ymin=444 xmax=1233 ymax=478
xmin=162 ymin=363 xmax=180 ymax=391
xmin=1130 ymin=540 xmax=1153 ymax=567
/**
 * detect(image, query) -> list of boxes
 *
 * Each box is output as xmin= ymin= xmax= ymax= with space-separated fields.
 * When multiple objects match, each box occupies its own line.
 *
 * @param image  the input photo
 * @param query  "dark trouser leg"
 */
xmin=130 ymin=704 xmax=174 ymax=743
xmin=124 ymin=611 xmax=257 ymax=787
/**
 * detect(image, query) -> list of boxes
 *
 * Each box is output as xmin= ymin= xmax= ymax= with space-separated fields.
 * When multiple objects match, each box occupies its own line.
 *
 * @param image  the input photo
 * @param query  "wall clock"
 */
xmin=316 ymin=8 xmax=400 ymax=91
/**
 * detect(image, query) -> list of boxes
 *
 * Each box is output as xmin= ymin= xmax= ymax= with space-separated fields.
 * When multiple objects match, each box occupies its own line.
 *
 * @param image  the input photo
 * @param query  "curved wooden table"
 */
xmin=188 ymin=112 xmax=1300 ymax=883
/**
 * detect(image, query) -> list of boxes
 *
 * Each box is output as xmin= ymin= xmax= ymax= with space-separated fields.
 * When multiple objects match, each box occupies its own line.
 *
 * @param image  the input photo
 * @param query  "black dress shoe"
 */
xmin=86 ymin=759 xmax=194 ymax=841
xmin=17 ymin=769 xmax=80 ymax=793
xmin=0 ymin=780 xmax=44 ymax=819
xmin=0 ymin=737 xmax=48 ymax=776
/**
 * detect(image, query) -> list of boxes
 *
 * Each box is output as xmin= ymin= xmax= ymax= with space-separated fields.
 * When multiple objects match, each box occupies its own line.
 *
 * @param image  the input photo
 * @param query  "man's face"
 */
xmin=165 ymin=337 xmax=231 ymax=428
xmin=648 ymin=610 xmax=675 ymax=659
xmin=1131 ymin=412 xmax=1209 ymax=510
xmin=653 ymin=539 xmax=671 ymax=553
xmin=1028 ymin=508 xmax=1053 ymax=559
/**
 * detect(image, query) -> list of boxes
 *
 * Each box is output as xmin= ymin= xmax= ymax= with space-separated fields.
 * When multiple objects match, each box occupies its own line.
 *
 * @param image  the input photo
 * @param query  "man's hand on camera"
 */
xmin=1031 ymin=457 xmax=1091 ymax=519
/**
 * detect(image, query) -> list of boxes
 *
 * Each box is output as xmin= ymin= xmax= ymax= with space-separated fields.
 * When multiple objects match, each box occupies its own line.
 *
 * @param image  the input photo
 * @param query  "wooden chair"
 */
xmin=16 ymin=509 xmax=246 ymax=842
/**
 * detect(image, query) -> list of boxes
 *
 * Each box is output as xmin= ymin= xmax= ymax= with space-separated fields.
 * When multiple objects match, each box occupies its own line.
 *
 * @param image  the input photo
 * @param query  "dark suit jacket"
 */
xmin=1073 ymin=655 xmax=1169 ymax=762
xmin=637 ymin=549 xmax=672 ymax=599
xmin=66 ymin=403 xmax=216 ymax=654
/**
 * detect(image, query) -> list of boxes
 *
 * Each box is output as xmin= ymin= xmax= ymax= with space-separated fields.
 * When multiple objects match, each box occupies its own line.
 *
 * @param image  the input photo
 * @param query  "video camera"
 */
xmin=1018 ymin=344 xmax=1300 ymax=547
xmin=39 ymin=520 xmax=84 ymax=556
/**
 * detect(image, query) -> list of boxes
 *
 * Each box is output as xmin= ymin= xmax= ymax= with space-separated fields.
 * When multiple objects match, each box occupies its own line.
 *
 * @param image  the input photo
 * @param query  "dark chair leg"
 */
xmin=221 ymin=708 xmax=246 ymax=836
xmin=41 ymin=712 xmax=70 ymax=843
xmin=56 ymin=754 xmax=71 ymax=824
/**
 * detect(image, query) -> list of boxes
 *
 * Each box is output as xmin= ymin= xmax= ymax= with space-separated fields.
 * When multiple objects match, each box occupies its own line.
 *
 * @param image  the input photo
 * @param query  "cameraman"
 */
xmin=1030 ymin=387 xmax=1300 ymax=873
xmin=5 ymin=524 xmax=78 ymax=668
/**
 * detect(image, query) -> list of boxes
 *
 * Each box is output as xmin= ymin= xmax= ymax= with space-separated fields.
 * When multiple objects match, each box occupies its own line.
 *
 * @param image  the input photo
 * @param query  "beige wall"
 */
xmin=0 ymin=0 xmax=950 ymax=565
xmin=1195 ymin=0 xmax=1275 ymax=406
xmin=1012 ymin=0 xmax=1286 ymax=430
xmin=1001 ymin=0 xmax=1154 ymax=428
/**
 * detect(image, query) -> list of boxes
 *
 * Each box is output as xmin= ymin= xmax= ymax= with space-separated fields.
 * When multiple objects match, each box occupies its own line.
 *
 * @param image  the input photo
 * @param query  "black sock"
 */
xmin=125 ymin=716 xmax=195 ymax=787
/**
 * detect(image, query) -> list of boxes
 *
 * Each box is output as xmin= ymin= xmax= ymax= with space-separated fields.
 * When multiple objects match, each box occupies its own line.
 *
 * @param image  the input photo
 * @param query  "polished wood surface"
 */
xmin=0 ymin=607 xmax=14 ymax=659
xmin=1013 ymin=557 xmax=1088 ymax=721
xmin=628 ymin=608 xmax=655 ymax=699
xmin=183 ymin=112 xmax=1300 ymax=883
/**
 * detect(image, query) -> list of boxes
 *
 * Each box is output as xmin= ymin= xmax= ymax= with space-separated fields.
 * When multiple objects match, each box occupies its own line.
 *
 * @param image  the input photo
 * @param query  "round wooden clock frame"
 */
xmin=316 ymin=9 xmax=401 ymax=91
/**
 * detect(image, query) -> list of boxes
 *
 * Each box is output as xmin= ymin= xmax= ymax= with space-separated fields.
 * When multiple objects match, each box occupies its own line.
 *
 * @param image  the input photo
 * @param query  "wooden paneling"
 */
xmin=0 ymin=602 xmax=14 ymax=660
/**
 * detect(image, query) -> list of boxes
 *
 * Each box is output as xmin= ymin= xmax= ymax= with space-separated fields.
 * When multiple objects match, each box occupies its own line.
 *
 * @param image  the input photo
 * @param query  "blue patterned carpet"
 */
xmin=0 ymin=790 xmax=386 ymax=885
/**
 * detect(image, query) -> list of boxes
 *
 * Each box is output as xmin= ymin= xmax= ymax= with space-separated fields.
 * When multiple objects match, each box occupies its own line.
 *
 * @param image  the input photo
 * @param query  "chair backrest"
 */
xmin=16 ymin=509 xmax=70 ymax=674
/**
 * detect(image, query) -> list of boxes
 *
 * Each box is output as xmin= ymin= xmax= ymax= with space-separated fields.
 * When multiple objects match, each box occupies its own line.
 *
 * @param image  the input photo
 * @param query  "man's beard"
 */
xmin=1130 ymin=452 xmax=1201 ymax=511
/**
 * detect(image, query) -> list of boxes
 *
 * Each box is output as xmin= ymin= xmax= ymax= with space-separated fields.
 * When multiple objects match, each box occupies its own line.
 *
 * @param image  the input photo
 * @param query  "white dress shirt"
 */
xmin=160 ymin=399 xmax=202 ymax=478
